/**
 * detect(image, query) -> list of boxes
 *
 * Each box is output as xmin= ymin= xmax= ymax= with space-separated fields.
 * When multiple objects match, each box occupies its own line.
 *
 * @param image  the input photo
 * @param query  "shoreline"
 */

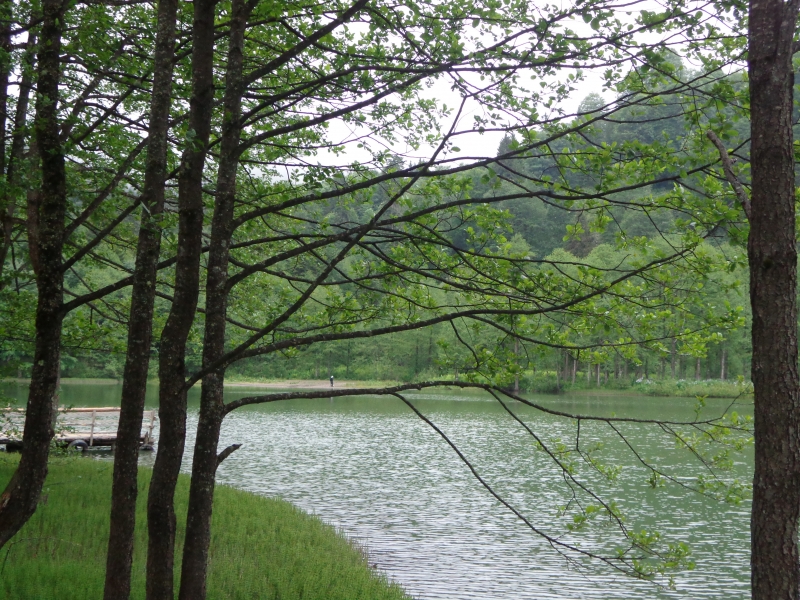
xmin=0 ymin=457 xmax=410 ymax=599
xmin=1 ymin=377 xmax=754 ymax=399
xmin=1 ymin=377 xmax=399 ymax=390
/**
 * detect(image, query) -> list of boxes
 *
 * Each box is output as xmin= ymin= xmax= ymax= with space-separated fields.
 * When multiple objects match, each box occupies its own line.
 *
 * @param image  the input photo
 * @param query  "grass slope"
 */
xmin=0 ymin=456 xmax=410 ymax=600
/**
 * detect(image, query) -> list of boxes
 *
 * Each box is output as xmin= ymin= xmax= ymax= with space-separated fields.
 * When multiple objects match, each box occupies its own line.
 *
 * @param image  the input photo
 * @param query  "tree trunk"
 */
xmin=720 ymin=347 xmax=727 ymax=381
xmin=0 ymin=35 xmax=35 ymax=289
xmin=0 ymin=0 xmax=12 ymax=278
xmin=178 ymin=1 xmax=251 ymax=596
xmin=670 ymin=339 xmax=676 ymax=378
xmin=748 ymin=2 xmax=800 ymax=598
xmin=0 ymin=0 xmax=12 ymax=177
xmin=0 ymin=0 xmax=66 ymax=548
xmin=146 ymin=0 xmax=216 ymax=596
xmin=555 ymin=357 xmax=560 ymax=391
xmin=103 ymin=0 xmax=179 ymax=596
xmin=695 ymin=357 xmax=700 ymax=380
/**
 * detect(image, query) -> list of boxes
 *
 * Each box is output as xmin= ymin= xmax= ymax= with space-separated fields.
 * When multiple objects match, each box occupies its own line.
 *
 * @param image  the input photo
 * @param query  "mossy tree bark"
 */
xmin=144 ymin=0 xmax=215 ymax=591
xmin=0 ymin=0 xmax=66 ymax=549
xmin=103 ymin=0 xmax=179 ymax=597
xmin=178 ymin=2 xmax=252 ymax=595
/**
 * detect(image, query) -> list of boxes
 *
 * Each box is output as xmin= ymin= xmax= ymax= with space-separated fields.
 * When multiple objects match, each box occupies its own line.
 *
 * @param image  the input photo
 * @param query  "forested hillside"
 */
xmin=1 ymin=84 xmax=752 ymax=389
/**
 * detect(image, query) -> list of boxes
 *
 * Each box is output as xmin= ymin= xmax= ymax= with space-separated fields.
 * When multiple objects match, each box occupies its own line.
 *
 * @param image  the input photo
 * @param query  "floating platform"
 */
xmin=0 ymin=407 xmax=157 ymax=452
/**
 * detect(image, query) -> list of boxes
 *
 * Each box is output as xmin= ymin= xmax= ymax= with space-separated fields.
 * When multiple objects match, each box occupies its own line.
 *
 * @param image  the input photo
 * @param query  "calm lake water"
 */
xmin=2 ymin=381 xmax=752 ymax=599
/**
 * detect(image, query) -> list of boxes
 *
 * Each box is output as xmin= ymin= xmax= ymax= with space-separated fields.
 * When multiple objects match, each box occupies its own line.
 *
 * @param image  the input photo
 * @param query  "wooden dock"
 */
xmin=0 ymin=407 xmax=157 ymax=452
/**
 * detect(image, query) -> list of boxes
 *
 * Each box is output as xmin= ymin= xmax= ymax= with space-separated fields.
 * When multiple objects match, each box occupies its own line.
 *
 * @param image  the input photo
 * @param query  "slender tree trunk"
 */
xmin=0 ymin=0 xmax=12 ymax=176
xmin=0 ymin=0 xmax=66 ymax=548
xmin=0 ymin=36 xmax=35 ymax=289
xmin=555 ymin=356 xmax=560 ymax=391
xmin=427 ymin=328 xmax=433 ymax=372
xmin=695 ymin=357 xmax=700 ymax=380
xmin=720 ymin=347 xmax=727 ymax=381
xmin=103 ymin=0 xmax=179 ymax=597
xmin=748 ymin=2 xmax=800 ymax=598
xmin=670 ymin=339 xmax=676 ymax=378
xmin=146 ymin=0 xmax=216 ymax=596
xmin=0 ymin=0 xmax=12 ymax=275
xmin=178 ymin=2 xmax=251 ymax=595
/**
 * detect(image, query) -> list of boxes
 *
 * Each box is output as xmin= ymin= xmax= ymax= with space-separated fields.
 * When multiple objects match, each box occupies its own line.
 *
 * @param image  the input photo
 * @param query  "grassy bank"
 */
xmin=0 ymin=457 xmax=410 ymax=600
xmin=518 ymin=372 xmax=753 ymax=399
xmin=629 ymin=378 xmax=754 ymax=399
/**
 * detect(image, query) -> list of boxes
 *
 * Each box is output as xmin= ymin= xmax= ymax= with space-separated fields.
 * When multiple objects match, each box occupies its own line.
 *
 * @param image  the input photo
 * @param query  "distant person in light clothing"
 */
xmin=330 ymin=375 xmax=334 ymax=387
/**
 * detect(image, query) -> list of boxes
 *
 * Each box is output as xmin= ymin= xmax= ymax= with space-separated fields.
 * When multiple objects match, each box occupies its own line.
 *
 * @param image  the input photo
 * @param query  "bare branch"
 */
xmin=216 ymin=443 xmax=242 ymax=466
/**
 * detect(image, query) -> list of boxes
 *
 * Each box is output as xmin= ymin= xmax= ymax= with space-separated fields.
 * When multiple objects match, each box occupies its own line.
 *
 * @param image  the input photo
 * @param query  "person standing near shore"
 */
xmin=330 ymin=375 xmax=334 ymax=387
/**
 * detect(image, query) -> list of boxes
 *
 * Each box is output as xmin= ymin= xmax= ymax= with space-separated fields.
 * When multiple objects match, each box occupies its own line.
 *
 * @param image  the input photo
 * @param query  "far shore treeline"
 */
xmin=2 ymin=104 xmax=752 ymax=388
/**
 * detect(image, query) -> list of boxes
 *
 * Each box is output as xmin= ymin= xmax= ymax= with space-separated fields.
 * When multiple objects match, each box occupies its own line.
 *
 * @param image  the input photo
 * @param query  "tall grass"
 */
xmin=0 ymin=456 xmax=411 ymax=600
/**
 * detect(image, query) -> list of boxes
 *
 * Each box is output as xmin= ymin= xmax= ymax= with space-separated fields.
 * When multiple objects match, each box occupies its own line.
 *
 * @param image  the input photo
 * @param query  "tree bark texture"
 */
xmin=0 ymin=0 xmax=66 ymax=548
xmin=103 ymin=0 xmax=179 ymax=596
xmin=179 ymin=2 xmax=251 ymax=595
xmin=0 ymin=0 xmax=12 ymax=176
xmin=748 ymin=2 xmax=800 ymax=599
xmin=145 ymin=0 xmax=216 ymax=596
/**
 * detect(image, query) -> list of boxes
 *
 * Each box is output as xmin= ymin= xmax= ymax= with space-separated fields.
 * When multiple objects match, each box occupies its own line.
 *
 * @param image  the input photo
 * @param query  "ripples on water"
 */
xmin=3 ymin=383 xmax=752 ymax=599
xmin=202 ymin=390 xmax=750 ymax=600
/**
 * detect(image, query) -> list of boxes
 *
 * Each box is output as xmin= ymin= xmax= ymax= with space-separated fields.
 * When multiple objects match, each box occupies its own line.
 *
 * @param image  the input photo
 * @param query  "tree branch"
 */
xmin=706 ymin=130 xmax=751 ymax=219
xmin=216 ymin=443 xmax=242 ymax=466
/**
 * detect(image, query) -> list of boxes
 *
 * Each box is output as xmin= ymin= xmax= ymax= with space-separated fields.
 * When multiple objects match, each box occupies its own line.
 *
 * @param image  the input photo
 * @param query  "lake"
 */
xmin=1 ymin=380 xmax=752 ymax=599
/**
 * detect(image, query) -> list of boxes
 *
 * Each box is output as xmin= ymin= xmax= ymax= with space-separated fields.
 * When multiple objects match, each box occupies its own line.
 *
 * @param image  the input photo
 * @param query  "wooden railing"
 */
xmin=0 ymin=406 xmax=158 ymax=450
